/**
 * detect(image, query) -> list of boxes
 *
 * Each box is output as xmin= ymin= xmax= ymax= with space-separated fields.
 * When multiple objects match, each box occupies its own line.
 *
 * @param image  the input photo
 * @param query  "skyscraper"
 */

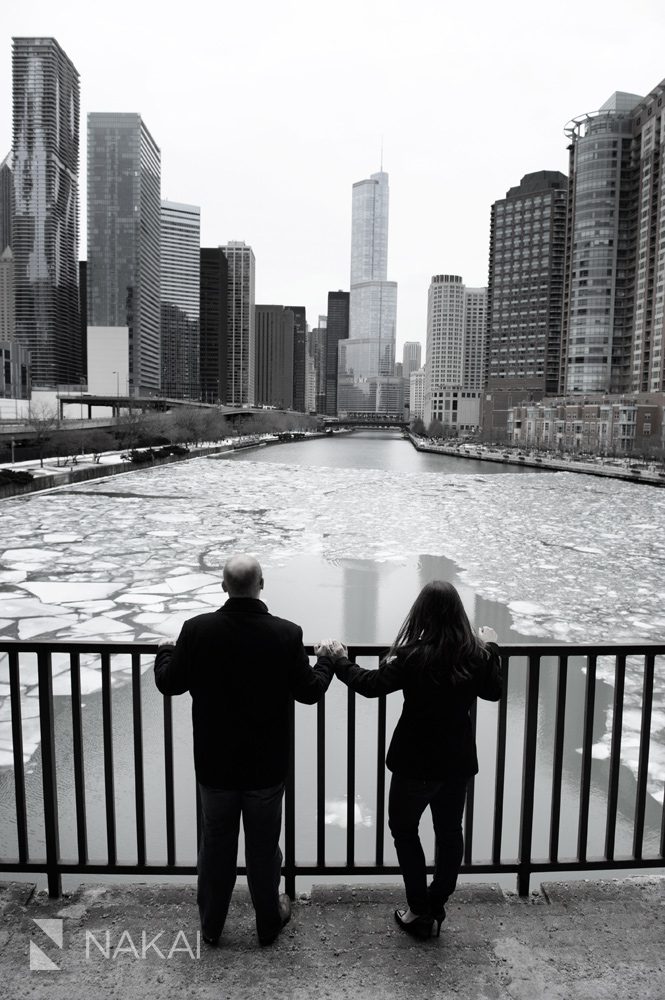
xmin=287 ymin=305 xmax=307 ymax=412
xmin=12 ymin=37 xmax=81 ymax=386
xmin=200 ymin=248 xmax=228 ymax=403
xmin=562 ymin=82 xmax=665 ymax=394
xmin=160 ymin=201 xmax=200 ymax=398
xmin=338 ymin=170 xmax=398 ymax=413
xmin=221 ymin=242 xmax=255 ymax=405
xmin=486 ymin=171 xmax=567 ymax=396
xmin=463 ymin=287 xmax=487 ymax=393
xmin=424 ymin=275 xmax=483 ymax=432
xmin=306 ymin=318 xmax=327 ymax=414
xmin=87 ymin=113 xmax=161 ymax=394
xmin=0 ymin=153 xmax=12 ymax=254
xmin=402 ymin=341 xmax=422 ymax=379
xmin=325 ymin=290 xmax=349 ymax=415
xmin=255 ymin=305 xmax=294 ymax=409
xmin=0 ymin=247 xmax=15 ymax=341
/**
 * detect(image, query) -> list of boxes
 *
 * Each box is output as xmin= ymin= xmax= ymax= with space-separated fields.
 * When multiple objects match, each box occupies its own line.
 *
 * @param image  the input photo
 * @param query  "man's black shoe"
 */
xmin=201 ymin=931 xmax=220 ymax=947
xmin=258 ymin=893 xmax=292 ymax=945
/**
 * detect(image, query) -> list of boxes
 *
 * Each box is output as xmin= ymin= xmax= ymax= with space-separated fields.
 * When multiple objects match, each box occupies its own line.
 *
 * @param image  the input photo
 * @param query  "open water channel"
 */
xmin=0 ymin=431 xmax=663 ymax=888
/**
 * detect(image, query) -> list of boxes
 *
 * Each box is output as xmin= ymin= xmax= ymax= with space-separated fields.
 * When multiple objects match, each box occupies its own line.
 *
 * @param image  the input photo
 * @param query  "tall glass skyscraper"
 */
xmin=12 ymin=37 xmax=81 ymax=387
xmin=160 ymin=202 xmax=200 ymax=399
xmin=221 ymin=242 xmax=255 ymax=405
xmin=562 ymin=83 xmax=665 ymax=394
xmin=87 ymin=112 xmax=161 ymax=393
xmin=339 ymin=170 xmax=398 ymax=414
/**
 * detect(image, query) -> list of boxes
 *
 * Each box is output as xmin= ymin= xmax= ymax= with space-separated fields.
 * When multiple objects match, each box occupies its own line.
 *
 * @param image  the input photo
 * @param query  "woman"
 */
xmin=319 ymin=581 xmax=502 ymax=940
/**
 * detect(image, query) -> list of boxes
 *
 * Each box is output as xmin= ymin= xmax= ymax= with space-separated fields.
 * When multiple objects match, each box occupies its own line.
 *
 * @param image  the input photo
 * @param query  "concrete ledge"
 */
xmin=1 ymin=877 xmax=663 ymax=999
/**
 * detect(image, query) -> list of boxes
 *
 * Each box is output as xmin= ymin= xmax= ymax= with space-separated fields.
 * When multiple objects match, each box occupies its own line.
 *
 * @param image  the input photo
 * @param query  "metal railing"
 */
xmin=0 ymin=640 xmax=663 ymax=898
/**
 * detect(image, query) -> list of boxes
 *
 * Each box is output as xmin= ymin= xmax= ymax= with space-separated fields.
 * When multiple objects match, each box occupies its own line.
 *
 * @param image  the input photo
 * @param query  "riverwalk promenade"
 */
xmin=2 ymin=877 xmax=663 ymax=999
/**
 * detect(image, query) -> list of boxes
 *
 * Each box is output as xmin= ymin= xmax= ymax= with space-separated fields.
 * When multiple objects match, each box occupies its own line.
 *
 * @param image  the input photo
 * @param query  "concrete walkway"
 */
xmin=1 ymin=877 xmax=663 ymax=999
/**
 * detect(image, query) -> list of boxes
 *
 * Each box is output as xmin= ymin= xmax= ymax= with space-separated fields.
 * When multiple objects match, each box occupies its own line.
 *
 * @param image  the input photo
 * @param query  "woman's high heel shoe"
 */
xmin=431 ymin=910 xmax=445 ymax=937
xmin=394 ymin=908 xmax=435 ymax=940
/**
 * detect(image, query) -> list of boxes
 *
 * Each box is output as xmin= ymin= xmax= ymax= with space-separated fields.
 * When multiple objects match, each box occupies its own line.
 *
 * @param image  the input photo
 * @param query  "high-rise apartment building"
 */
xmin=87 ymin=113 xmax=161 ymax=394
xmin=562 ymin=81 xmax=665 ymax=394
xmin=402 ymin=341 xmax=422 ymax=378
xmin=339 ymin=170 xmax=397 ymax=413
xmin=325 ymin=290 xmax=349 ymax=415
xmin=221 ymin=242 xmax=255 ymax=405
xmin=200 ymin=248 xmax=228 ymax=403
xmin=160 ymin=201 xmax=200 ymax=399
xmin=0 ymin=154 xmax=11 ymax=254
xmin=424 ymin=275 xmax=483 ymax=431
xmin=486 ymin=171 xmax=567 ymax=395
xmin=12 ymin=37 xmax=81 ymax=386
xmin=255 ymin=305 xmax=294 ymax=409
xmin=286 ymin=305 xmax=307 ymax=412
xmin=463 ymin=287 xmax=488 ymax=392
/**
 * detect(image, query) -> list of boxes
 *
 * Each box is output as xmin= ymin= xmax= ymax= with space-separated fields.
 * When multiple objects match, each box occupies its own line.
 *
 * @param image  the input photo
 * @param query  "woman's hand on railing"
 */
xmin=314 ymin=639 xmax=348 ymax=661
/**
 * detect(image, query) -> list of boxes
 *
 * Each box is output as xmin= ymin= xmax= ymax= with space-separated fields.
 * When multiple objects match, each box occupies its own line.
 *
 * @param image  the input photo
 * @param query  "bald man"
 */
xmin=154 ymin=554 xmax=334 ymax=946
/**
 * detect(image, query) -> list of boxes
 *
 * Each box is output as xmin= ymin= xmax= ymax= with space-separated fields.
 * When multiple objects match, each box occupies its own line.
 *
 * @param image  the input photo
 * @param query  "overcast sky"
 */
xmin=2 ymin=0 xmax=665 ymax=354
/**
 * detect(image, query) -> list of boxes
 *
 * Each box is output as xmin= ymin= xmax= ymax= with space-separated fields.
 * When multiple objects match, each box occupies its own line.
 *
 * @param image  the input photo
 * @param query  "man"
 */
xmin=154 ymin=553 xmax=334 ymax=946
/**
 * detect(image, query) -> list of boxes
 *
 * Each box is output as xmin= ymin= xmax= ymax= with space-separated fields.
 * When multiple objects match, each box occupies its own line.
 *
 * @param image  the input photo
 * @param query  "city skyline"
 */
xmin=2 ymin=1 xmax=664 ymax=355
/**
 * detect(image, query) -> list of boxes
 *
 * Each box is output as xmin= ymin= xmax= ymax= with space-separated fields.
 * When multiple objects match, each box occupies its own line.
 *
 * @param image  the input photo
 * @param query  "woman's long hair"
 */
xmin=386 ymin=580 xmax=487 ymax=685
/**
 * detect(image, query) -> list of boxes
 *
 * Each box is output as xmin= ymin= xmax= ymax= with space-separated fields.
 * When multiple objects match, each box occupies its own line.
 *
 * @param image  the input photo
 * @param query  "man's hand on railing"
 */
xmin=314 ymin=639 xmax=348 ymax=661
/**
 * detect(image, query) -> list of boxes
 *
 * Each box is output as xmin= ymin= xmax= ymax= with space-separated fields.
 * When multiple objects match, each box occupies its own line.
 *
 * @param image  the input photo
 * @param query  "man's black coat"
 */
xmin=154 ymin=597 xmax=333 ymax=789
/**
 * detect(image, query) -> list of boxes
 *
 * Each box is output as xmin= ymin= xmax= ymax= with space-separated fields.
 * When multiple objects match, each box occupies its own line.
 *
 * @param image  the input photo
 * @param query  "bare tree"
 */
xmin=25 ymin=403 xmax=60 ymax=467
xmin=115 ymin=406 xmax=149 ymax=449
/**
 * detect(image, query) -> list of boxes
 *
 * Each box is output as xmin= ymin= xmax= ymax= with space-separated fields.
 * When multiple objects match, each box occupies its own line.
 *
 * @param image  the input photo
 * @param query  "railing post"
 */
xmin=346 ymin=686 xmax=356 ymax=869
xmin=517 ymin=654 xmax=540 ymax=897
xmin=284 ymin=697 xmax=296 ymax=899
xmin=37 ymin=649 xmax=61 ymax=897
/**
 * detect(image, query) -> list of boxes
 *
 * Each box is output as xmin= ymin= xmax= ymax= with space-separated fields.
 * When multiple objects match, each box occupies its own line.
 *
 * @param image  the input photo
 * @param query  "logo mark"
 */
xmin=30 ymin=919 xmax=63 ymax=972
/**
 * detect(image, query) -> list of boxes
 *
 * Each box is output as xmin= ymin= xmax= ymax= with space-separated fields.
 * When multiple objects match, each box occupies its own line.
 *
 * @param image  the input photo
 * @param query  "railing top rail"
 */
xmin=1 ymin=640 xmax=665 ymax=656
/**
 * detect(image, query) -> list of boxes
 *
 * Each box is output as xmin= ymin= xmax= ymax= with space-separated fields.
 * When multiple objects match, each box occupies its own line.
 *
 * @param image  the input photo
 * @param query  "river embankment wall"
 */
xmin=408 ymin=435 xmax=665 ymax=487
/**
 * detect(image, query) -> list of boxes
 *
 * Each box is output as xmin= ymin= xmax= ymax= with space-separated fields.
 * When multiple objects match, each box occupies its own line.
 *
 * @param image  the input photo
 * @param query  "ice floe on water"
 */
xmin=0 ymin=456 xmax=663 ymax=799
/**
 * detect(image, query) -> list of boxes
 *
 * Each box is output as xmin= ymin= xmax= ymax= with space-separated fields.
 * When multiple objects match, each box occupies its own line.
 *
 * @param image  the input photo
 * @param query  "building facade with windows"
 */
xmin=0 ymin=153 xmax=11 ymax=255
xmin=486 ymin=171 xmax=567 ymax=396
xmin=287 ymin=305 xmax=307 ymax=412
xmin=87 ymin=112 xmax=161 ymax=394
xmin=12 ymin=37 xmax=81 ymax=387
xmin=200 ymin=248 xmax=228 ymax=403
xmin=160 ymin=201 xmax=200 ymax=399
xmin=325 ymin=290 xmax=349 ymax=415
xmin=506 ymin=394 xmax=665 ymax=455
xmin=402 ymin=341 xmax=422 ymax=378
xmin=561 ymin=80 xmax=665 ymax=395
xmin=221 ymin=242 xmax=255 ymax=406
xmin=255 ymin=305 xmax=294 ymax=410
xmin=409 ymin=367 xmax=425 ymax=420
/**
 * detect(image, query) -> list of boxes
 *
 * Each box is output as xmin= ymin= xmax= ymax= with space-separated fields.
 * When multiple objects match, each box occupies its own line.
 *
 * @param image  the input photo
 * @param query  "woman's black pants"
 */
xmin=388 ymin=771 xmax=469 ymax=916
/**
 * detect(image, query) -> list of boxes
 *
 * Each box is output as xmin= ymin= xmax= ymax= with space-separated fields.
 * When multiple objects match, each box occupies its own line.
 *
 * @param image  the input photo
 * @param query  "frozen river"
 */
xmin=0 ymin=431 xmax=664 ymax=875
